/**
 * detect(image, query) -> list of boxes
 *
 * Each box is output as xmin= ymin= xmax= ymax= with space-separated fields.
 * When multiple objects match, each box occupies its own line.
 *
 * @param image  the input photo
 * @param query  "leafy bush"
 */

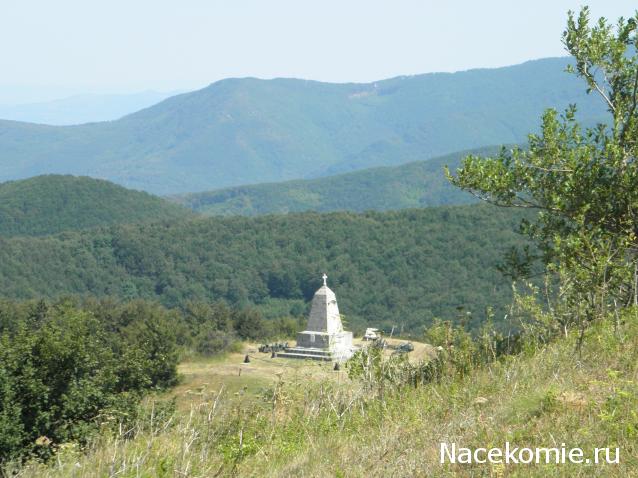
xmin=0 ymin=295 xmax=304 ymax=463
xmin=0 ymin=300 xmax=179 ymax=463
xmin=195 ymin=326 xmax=240 ymax=356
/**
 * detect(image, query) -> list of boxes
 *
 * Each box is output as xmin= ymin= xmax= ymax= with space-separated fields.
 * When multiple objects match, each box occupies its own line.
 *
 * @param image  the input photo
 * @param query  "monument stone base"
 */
xmin=278 ymin=330 xmax=354 ymax=362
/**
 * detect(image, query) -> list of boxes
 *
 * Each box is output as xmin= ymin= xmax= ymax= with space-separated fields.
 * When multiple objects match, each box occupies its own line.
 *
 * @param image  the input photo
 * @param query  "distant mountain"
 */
xmin=0 ymin=175 xmax=191 ymax=237
xmin=0 ymin=91 xmax=178 ymax=125
xmin=0 ymin=57 xmax=607 ymax=194
xmin=172 ymin=147 xmax=503 ymax=216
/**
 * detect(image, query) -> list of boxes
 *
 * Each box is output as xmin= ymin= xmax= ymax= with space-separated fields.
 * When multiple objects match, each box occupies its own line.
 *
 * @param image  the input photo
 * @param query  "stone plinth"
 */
xmin=278 ymin=330 xmax=354 ymax=361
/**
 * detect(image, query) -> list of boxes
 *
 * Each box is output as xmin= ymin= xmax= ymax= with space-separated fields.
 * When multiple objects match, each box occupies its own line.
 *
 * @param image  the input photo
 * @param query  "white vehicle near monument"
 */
xmin=363 ymin=328 xmax=380 ymax=341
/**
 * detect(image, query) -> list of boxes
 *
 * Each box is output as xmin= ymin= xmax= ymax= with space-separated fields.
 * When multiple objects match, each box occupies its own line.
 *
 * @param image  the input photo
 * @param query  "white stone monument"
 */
xmin=278 ymin=274 xmax=354 ymax=361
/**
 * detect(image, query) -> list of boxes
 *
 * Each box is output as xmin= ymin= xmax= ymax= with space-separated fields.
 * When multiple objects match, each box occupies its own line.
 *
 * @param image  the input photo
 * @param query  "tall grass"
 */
xmin=7 ymin=316 xmax=638 ymax=477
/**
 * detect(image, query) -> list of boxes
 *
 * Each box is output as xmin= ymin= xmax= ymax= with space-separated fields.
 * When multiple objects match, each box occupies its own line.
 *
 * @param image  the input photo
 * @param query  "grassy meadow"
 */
xmin=8 ymin=321 xmax=638 ymax=478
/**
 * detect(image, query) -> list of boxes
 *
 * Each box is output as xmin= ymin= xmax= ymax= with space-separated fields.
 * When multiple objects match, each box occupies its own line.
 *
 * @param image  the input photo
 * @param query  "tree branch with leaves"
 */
xmin=447 ymin=6 xmax=638 ymax=327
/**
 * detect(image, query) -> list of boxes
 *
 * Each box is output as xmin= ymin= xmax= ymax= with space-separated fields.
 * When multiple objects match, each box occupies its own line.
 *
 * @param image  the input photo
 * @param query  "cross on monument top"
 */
xmin=322 ymin=273 xmax=328 ymax=286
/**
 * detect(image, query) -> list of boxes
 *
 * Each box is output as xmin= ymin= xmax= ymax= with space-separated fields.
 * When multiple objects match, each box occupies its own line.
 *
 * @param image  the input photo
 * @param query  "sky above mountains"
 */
xmin=2 ymin=0 xmax=636 ymax=102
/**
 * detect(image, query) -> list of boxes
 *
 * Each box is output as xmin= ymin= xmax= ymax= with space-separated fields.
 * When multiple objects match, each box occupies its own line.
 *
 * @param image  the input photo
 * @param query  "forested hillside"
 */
xmin=173 ymin=147 xmax=500 ymax=216
xmin=0 ymin=58 xmax=605 ymax=194
xmin=0 ymin=175 xmax=190 ymax=236
xmin=0 ymin=204 xmax=530 ymax=333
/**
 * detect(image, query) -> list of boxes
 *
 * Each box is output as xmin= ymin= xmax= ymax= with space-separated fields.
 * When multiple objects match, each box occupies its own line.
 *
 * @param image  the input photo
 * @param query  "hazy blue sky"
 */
xmin=1 ymin=0 xmax=636 ymax=101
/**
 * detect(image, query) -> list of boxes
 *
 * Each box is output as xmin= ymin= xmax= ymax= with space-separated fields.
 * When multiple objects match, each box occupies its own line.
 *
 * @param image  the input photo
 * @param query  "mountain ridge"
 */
xmin=171 ymin=146 xmax=502 ymax=216
xmin=0 ymin=90 xmax=179 ymax=126
xmin=0 ymin=57 xmax=607 ymax=194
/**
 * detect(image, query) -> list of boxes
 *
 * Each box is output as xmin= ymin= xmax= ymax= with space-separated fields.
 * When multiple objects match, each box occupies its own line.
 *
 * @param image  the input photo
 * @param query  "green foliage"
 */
xmin=194 ymin=327 xmax=241 ymax=356
xmin=172 ymin=147 xmax=500 ymax=216
xmin=0 ymin=58 xmax=607 ymax=194
xmin=9 ymin=316 xmax=637 ymax=477
xmin=82 ymin=298 xmax=288 ymax=360
xmin=0 ymin=175 xmax=190 ymax=237
xmin=448 ymin=7 xmax=638 ymax=334
xmin=231 ymin=308 xmax=266 ymax=341
xmin=0 ymin=296 xmax=291 ymax=463
xmin=425 ymin=316 xmax=527 ymax=379
xmin=346 ymin=346 xmax=444 ymax=395
xmin=0 ymin=205 xmax=530 ymax=333
xmin=0 ymin=300 xmax=180 ymax=462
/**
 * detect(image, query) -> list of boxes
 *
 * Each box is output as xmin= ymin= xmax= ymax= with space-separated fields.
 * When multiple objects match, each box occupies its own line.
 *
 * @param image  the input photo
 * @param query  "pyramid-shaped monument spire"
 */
xmin=278 ymin=272 xmax=354 ymax=362
xmin=306 ymin=274 xmax=344 ymax=334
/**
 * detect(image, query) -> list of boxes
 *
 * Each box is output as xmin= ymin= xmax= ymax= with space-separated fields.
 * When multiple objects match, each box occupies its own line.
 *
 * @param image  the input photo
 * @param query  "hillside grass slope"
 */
xmin=11 ymin=316 xmax=637 ymax=477
xmin=0 ymin=175 xmax=191 ymax=237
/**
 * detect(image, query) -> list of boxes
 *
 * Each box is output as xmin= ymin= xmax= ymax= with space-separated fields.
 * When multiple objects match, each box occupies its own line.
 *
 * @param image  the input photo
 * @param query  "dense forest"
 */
xmin=0 ymin=204 xmax=531 ymax=333
xmin=172 ymin=147 xmax=498 ymax=216
xmin=0 ymin=175 xmax=190 ymax=237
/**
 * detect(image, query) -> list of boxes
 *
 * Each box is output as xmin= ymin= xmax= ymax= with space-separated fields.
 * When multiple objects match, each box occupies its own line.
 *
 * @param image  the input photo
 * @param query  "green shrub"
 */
xmin=0 ymin=300 xmax=180 ymax=463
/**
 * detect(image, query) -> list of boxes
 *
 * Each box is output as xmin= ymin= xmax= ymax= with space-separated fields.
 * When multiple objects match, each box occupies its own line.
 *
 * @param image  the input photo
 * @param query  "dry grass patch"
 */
xmin=9 ymin=327 xmax=638 ymax=477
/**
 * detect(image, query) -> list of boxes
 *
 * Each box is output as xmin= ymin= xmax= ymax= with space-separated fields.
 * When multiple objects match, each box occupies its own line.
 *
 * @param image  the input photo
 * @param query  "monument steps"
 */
xmin=276 ymin=350 xmax=334 ymax=361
